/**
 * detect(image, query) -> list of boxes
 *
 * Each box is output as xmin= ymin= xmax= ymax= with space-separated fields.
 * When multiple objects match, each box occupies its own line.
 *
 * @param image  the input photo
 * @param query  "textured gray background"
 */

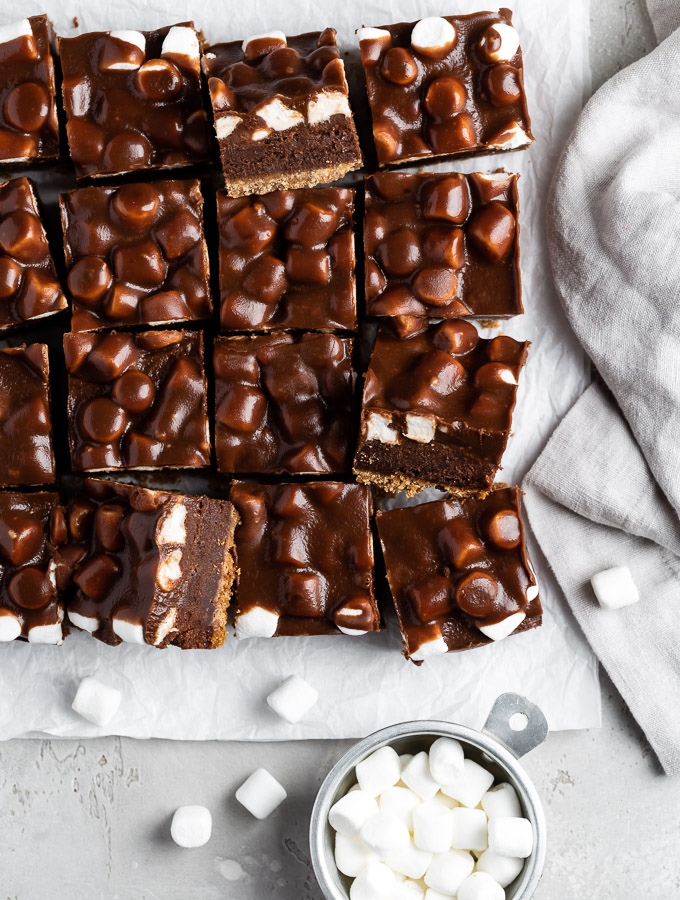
xmin=0 ymin=2 xmax=668 ymax=898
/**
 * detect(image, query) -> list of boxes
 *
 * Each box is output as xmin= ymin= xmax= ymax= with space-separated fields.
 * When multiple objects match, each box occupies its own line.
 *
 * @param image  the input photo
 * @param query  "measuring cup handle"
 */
xmin=482 ymin=692 xmax=549 ymax=758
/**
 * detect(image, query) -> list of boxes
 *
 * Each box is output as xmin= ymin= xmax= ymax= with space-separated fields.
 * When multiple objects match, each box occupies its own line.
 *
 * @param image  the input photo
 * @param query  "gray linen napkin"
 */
xmin=522 ymin=1 xmax=680 ymax=774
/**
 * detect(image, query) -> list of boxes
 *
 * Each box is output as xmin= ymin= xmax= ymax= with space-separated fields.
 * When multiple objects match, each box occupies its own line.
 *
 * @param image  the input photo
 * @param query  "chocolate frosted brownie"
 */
xmin=218 ymin=186 xmax=357 ymax=332
xmin=230 ymin=481 xmax=378 ymax=639
xmin=0 ymin=344 xmax=56 ymax=486
xmin=214 ymin=333 xmax=354 ymax=475
xmin=64 ymin=330 xmax=210 ymax=472
xmin=205 ymin=29 xmax=362 ymax=195
xmin=59 ymin=23 xmax=210 ymax=179
xmin=60 ymin=179 xmax=211 ymax=331
xmin=354 ymin=320 xmax=528 ymax=496
xmin=0 ymin=492 xmax=64 ymax=644
xmin=359 ymin=10 xmax=533 ymax=166
xmin=364 ymin=171 xmax=521 ymax=319
xmin=376 ymin=487 xmax=541 ymax=662
xmin=58 ymin=479 xmax=238 ymax=649
xmin=0 ymin=177 xmax=67 ymax=329
xmin=0 ymin=16 xmax=59 ymax=163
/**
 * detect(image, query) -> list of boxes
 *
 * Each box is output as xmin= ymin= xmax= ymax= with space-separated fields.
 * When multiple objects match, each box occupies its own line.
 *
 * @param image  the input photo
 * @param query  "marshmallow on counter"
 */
xmin=360 ymin=812 xmax=410 ymax=857
xmin=170 ymin=805 xmax=212 ymax=848
xmin=356 ymin=745 xmax=401 ymax=797
xmin=441 ymin=759 xmax=494 ymax=808
xmin=413 ymin=802 xmax=453 ymax=854
xmin=329 ymin=789 xmax=379 ymax=838
xmin=450 ymin=808 xmax=488 ymax=852
xmin=349 ymin=860 xmax=396 ymax=900
xmin=424 ymin=849 xmax=475 ymax=895
xmin=266 ymin=674 xmax=318 ymax=724
xmin=335 ymin=833 xmax=376 ymax=878
xmin=476 ymin=849 xmax=524 ymax=887
xmin=457 ymin=871 xmax=505 ymax=900
xmin=401 ymin=751 xmax=440 ymax=800
xmin=590 ymin=565 xmax=640 ymax=610
xmin=235 ymin=768 xmax=287 ymax=820
xmin=481 ymin=782 xmax=522 ymax=819
xmin=428 ymin=737 xmax=464 ymax=784
xmin=71 ymin=676 xmax=122 ymax=727
xmin=488 ymin=816 xmax=534 ymax=859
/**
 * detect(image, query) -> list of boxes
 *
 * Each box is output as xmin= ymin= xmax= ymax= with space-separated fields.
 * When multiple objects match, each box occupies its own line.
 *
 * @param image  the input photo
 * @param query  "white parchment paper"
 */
xmin=0 ymin=0 xmax=599 ymax=740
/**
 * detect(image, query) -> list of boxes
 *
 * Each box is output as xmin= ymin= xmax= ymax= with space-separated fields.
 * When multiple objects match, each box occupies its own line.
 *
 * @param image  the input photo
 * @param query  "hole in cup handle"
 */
xmin=482 ymin=692 xmax=549 ymax=758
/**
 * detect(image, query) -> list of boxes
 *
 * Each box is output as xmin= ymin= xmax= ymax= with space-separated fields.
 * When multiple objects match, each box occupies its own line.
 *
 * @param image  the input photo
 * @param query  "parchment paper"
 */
xmin=0 ymin=0 xmax=599 ymax=740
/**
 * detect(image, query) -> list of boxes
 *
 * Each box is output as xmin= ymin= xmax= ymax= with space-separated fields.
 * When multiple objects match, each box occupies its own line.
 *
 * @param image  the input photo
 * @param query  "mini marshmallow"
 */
xmin=488 ymin=817 xmax=534 ymax=859
xmin=429 ymin=737 xmax=465 ymax=784
xmin=215 ymin=114 xmax=242 ymax=140
xmin=329 ymin=790 xmax=379 ymax=837
xmin=242 ymin=31 xmax=287 ymax=53
xmin=442 ymin=759 xmax=494 ymax=808
xmin=451 ymin=807 xmax=488 ymax=852
xmin=488 ymin=123 xmax=530 ymax=151
xmin=0 ymin=614 xmax=21 ymax=642
xmin=409 ymin=634 xmax=449 ymax=661
xmin=411 ymin=17 xmax=457 ymax=57
xmin=356 ymin=745 xmax=401 ymax=797
xmin=457 ymin=871 xmax=505 ymax=900
xmin=109 ymin=29 xmax=146 ymax=54
xmin=379 ymin=786 xmax=420 ymax=830
xmin=335 ymin=833 xmax=376 ymax=877
xmin=481 ymin=783 xmax=522 ymax=819
xmin=161 ymin=26 xmax=200 ymax=65
xmin=72 ymin=676 xmax=122 ymax=726
xmin=480 ymin=23 xmax=520 ymax=62
xmin=170 ymin=805 xmax=212 ymax=848
xmin=356 ymin=27 xmax=391 ymax=43
xmin=112 ymin=617 xmax=146 ymax=645
xmin=478 ymin=612 xmax=526 ymax=642
xmin=476 ymin=850 xmax=524 ymax=887
xmin=413 ymin=802 xmax=453 ymax=854
xmin=349 ymin=860 xmax=396 ymax=900
xmin=384 ymin=842 xmax=433 ymax=880
xmin=391 ymin=880 xmax=425 ymax=900
xmin=266 ymin=674 xmax=318 ymax=724
xmin=399 ymin=753 xmax=414 ymax=771
xmin=307 ymin=91 xmax=351 ymax=125
xmin=68 ymin=610 xmax=99 ymax=634
xmin=0 ymin=19 xmax=33 ymax=45
xmin=590 ymin=565 xmax=640 ymax=610
xmin=27 ymin=622 xmax=63 ymax=645
xmin=256 ymin=98 xmax=304 ymax=131
xmin=430 ymin=792 xmax=458 ymax=809
xmin=235 ymin=768 xmax=287 ymax=820
xmin=235 ymin=607 xmax=279 ymax=639
xmin=360 ymin=813 xmax=410 ymax=858
xmin=424 ymin=850 xmax=474 ymax=895
xmin=401 ymin=751 xmax=440 ymax=800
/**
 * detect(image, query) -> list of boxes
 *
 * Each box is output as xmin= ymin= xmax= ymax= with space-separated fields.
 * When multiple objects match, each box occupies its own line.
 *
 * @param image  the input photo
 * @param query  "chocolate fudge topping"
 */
xmin=60 ymin=179 xmax=212 ymax=331
xmin=59 ymin=23 xmax=210 ymax=179
xmin=214 ymin=333 xmax=354 ymax=475
xmin=359 ymin=9 xmax=533 ymax=166
xmin=230 ymin=481 xmax=378 ymax=638
xmin=0 ymin=15 xmax=59 ymax=163
xmin=354 ymin=320 xmax=528 ymax=495
xmin=364 ymin=171 xmax=521 ymax=319
xmin=376 ymin=487 xmax=541 ymax=662
xmin=64 ymin=330 xmax=210 ymax=472
xmin=218 ymin=186 xmax=357 ymax=332
xmin=0 ymin=343 xmax=56 ymax=486
xmin=58 ymin=479 xmax=238 ymax=649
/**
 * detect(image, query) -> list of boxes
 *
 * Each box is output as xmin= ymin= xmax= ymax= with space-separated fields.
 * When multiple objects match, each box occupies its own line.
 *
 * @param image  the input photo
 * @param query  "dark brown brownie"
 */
xmin=230 ymin=481 xmax=378 ymax=639
xmin=354 ymin=320 xmax=528 ymax=496
xmin=0 ymin=344 xmax=56 ymax=486
xmin=204 ymin=29 xmax=362 ymax=196
xmin=0 ymin=491 xmax=64 ymax=644
xmin=60 ymin=179 xmax=211 ymax=331
xmin=376 ymin=487 xmax=541 ymax=662
xmin=364 ymin=171 xmax=521 ymax=319
xmin=0 ymin=177 xmax=67 ymax=329
xmin=214 ymin=333 xmax=354 ymax=475
xmin=64 ymin=330 xmax=210 ymax=472
xmin=359 ymin=10 xmax=533 ymax=166
xmin=0 ymin=16 xmax=59 ymax=163
xmin=59 ymin=23 xmax=210 ymax=179
xmin=218 ymin=186 xmax=356 ymax=332
xmin=58 ymin=479 xmax=238 ymax=649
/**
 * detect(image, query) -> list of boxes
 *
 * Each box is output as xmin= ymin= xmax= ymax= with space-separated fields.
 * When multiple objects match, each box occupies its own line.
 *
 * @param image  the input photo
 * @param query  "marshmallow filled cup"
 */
xmin=310 ymin=693 xmax=548 ymax=900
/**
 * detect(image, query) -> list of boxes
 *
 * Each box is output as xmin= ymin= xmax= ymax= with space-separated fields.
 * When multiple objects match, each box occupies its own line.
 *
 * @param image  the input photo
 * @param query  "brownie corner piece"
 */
xmin=205 ymin=29 xmax=362 ymax=196
xmin=354 ymin=320 xmax=527 ymax=496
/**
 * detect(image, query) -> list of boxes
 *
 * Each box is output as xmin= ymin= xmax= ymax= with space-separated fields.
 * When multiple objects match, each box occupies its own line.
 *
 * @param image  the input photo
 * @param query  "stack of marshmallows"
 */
xmin=328 ymin=738 xmax=533 ymax=900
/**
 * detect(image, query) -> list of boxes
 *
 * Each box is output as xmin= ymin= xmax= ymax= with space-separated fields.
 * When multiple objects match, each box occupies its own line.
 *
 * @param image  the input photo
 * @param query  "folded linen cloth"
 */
xmin=523 ymin=1 xmax=680 ymax=774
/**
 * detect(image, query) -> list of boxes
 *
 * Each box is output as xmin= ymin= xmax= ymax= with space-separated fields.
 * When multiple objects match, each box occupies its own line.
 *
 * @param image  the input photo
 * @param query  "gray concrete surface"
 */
xmin=0 ymin=3 xmax=669 ymax=898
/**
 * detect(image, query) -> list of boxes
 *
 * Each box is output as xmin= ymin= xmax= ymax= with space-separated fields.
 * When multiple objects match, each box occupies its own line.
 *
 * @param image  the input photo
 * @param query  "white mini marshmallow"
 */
xmin=429 ymin=737 xmax=465 ymax=785
xmin=431 ymin=791 xmax=458 ymax=809
xmin=478 ymin=612 xmax=526 ymax=643
xmin=366 ymin=411 xmax=399 ymax=445
xmin=488 ymin=817 xmax=534 ymax=859
xmin=442 ymin=759 xmax=494 ymax=808
xmin=158 ymin=503 xmax=187 ymax=545
xmin=28 ymin=622 xmax=63 ymax=644
xmin=0 ymin=19 xmax=32 ymax=45
xmin=476 ymin=850 xmax=524 ymax=887
xmin=481 ymin=783 xmax=522 ymax=819
xmin=360 ymin=813 xmax=410 ymax=858
xmin=384 ymin=842 xmax=433 ymax=880
xmin=170 ymin=805 xmax=212 ymax=848
xmin=391 ymin=880 xmax=425 ymax=900
xmin=405 ymin=414 xmax=436 ymax=444
xmin=399 ymin=753 xmax=414 ymax=771
xmin=457 ymin=871 xmax=505 ymax=900
xmin=413 ymin=802 xmax=453 ymax=854
xmin=480 ymin=23 xmax=520 ymax=61
xmin=0 ymin=613 xmax=21 ymax=642
xmin=401 ymin=751 xmax=440 ymax=800
xmin=72 ymin=676 xmax=122 ymax=726
xmin=68 ymin=610 xmax=99 ymax=634
xmin=411 ymin=17 xmax=456 ymax=57
xmin=356 ymin=745 xmax=401 ymax=797
xmin=350 ymin=860 xmax=396 ymax=900
xmin=215 ymin=114 xmax=242 ymax=139
xmin=526 ymin=584 xmax=539 ymax=601
xmin=112 ymin=618 xmax=146 ymax=645
xmin=105 ymin=30 xmax=146 ymax=69
xmin=410 ymin=634 xmax=448 ymax=662
xmin=161 ymin=26 xmax=200 ymax=66
xmin=266 ymin=674 xmax=318 ymax=724
xmin=424 ymin=850 xmax=474 ymax=895
xmin=335 ymin=833 xmax=376 ymax=877
xmin=308 ymin=91 xmax=351 ymax=124
xmin=235 ymin=768 xmax=287 ymax=819
xmin=590 ymin=565 xmax=640 ymax=610
xmin=235 ymin=607 xmax=279 ymax=639
xmin=488 ymin=123 xmax=530 ymax=151
xmin=242 ymin=31 xmax=287 ymax=54
xmin=256 ymin=98 xmax=304 ymax=131
xmin=379 ymin=786 xmax=420 ymax=830
xmin=357 ymin=27 xmax=391 ymax=43
xmin=153 ymin=609 xmax=177 ymax=647
xmin=329 ymin=790 xmax=379 ymax=837
xmin=451 ymin=807 xmax=488 ymax=852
